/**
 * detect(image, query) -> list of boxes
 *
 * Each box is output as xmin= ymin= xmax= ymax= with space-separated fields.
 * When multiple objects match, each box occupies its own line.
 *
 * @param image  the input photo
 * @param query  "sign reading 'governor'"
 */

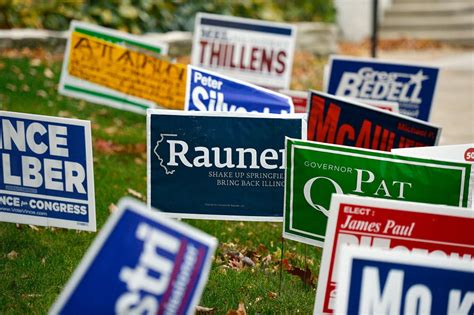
xmin=148 ymin=110 xmax=305 ymax=221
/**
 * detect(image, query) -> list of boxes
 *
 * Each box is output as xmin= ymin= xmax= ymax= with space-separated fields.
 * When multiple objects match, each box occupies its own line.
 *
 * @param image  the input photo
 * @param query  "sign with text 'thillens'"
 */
xmin=191 ymin=12 xmax=296 ymax=90
xmin=185 ymin=65 xmax=294 ymax=114
xmin=314 ymin=194 xmax=474 ymax=314
xmin=326 ymin=55 xmax=439 ymax=121
xmin=0 ymin=111 xmax=95 ymax=231
xmin=59 ymin=21 xmax=191 ymax=113
xmin=49 ymin=198 xmax=217 ymax=314
xmin=334 ymin=246 xmax=474 ymax=315
xmin=148 ymin=110 xmax=305 ymax=221
xmin=283 ymin=139 xmax=473 ymax=246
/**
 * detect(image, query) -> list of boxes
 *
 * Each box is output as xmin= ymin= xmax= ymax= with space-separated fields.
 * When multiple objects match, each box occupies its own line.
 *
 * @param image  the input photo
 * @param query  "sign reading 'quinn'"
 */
xmin=49 ymin=198 xmax=217 ymax=314
xmin=307 ymin=91 xmax=440 ymax=151
xmin=315 ymin=194 xmax=474 ymax=314
xmin=185 ymin=66 xmax=294 ymax=114
xmin=0 ymin=111 xmax=95 ymax=231
xmin=148 ymin=110 xmax=305 ymax=221
xmin=325 ymin=55 xmax=439 ymax=121
xmin=59 ymin=21 xmax=190 ymax=113
xmin=191 ymin=12 xmax=296 ymax=90
xmin=334 ymin=246 xmax=474 ymax=315
xmin=283 ymin=139 xmax=473 ymax=246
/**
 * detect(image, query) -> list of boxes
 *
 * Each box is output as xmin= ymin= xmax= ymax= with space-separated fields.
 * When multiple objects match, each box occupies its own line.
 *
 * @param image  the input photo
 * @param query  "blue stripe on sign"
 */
xmin=201 ymin=17 xmax=293 ymax=36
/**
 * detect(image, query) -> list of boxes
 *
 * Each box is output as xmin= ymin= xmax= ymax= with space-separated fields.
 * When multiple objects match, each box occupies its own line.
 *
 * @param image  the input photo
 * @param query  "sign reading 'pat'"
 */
xmin=185 ymin=66 xmax=294 ymax=114
xmin=148 ymin=110 xmax=305 ymax=221
xmin=325 ymin=55 xmax=439 ymax=121
xmin=334 ymin=246 xmax=474 ymax=315
xmin=283 ymin=139 xmax=473 ymax=246
xmin=49 ymin=198 xmax=217 ymax=314
xmin=307 ymin=91 xmax=440 ymax=151
xmin=191 ymin=12 xmax=296 ymax=90
xmin=0 ymin=111 xmax=95 ymax=231
xmin=314 ymin=194 xmax=474 ymax=314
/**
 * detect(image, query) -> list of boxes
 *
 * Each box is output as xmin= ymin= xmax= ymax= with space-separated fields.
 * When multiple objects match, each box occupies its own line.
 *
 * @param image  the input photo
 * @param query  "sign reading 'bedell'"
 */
xmin=191 ymin=13 xmax=296 ymax=90
xmin=0 ymin=111 xmax=95 ymax=231
xmin=315 ymin=195 xmax=474 ymax=314
xmin=307 ymin=91 xmax=440 ymax=151
xmin=148 ymin=110 xmax=305 ymax=221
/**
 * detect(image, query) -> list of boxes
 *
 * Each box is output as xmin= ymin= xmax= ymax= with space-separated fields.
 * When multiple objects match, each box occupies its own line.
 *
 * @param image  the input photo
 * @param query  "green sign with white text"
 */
xmin=283 ymin=139 xmax=473 ymax=246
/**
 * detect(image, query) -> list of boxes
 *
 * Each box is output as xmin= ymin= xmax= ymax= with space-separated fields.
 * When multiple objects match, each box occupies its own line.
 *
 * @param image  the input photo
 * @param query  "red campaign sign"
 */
xmin=314 ymin=194 xmax=474 ymax=314
xmin=279 ymin=90 xmax=308 ymax=113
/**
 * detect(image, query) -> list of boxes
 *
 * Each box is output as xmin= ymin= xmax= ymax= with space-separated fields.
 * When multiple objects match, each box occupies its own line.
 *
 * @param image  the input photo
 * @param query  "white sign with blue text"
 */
xmin=0 ymin=111 xmax=95 ymax=231
xmin=185 ymin=65 xmax=294 ymax=114
xmin=335 ymin=246 xmax=474 ymax=315
xmin=50 ymin=197 xmax=217 ymax=314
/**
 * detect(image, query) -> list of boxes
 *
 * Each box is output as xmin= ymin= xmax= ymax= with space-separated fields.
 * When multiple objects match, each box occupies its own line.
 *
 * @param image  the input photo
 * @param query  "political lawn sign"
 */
xmin=185 ymin=65 xmax=294 ymax=114
xmin=49 ymin=197 xmax=217 ymax=314
xmin=283 ymin=139 xmax=473 ymax=246
xmin=334 ymin=246 xmax=474 ymax=315
xmin=307 ymin=91 xmax=440 ymax=151
xmin=279 ymin=90 xmax=308 ymax=113
xmin=314 ymin=194 xmax=474 ymax=314
xmin=148 ymin=110 xmax=306 ymax=221
xmin=191 ymin=12 xmax=296 ymax=90
xmin=393 ymin=143 xmax=474 ymax=164
xmin=0 ymin=111 xmax=95 ymax=231
xmin=59 ymin=21 xmax=188 ymax=113
xmin=352 ymin=98 xmax=399 ymax=113
xmin=325 ymin=55 xmax=439 ymax=121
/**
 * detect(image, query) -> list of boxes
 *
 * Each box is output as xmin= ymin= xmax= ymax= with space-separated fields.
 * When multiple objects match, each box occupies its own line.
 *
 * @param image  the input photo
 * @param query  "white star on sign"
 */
xmin=408 ymin=70 xmax=429 ymax=85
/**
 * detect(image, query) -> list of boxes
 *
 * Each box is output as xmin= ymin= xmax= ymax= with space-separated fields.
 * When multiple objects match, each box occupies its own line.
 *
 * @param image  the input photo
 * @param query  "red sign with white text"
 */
xmin=314 ymin=194 xmax=474 ymax=314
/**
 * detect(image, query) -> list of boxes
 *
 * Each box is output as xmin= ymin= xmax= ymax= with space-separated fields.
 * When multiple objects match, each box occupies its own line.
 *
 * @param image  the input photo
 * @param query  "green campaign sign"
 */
xmin=283 ymin=139 xmax=473 ymax=246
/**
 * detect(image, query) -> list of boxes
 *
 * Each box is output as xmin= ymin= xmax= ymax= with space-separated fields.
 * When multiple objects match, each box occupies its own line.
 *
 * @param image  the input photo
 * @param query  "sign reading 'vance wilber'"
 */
xmin=49 ymin=198 xmax=217 ymax=314
xmin=334 ymin=246 xmax=474 ymax=315
xmin=0 ymin=111 xmax=95 ymax=231
xmin=307 ymin=91 xmax=440 ymax=151
xmin=59 ymin=21 xmax=187 ymax=114
xmin=326 ymin=55 xmax=439 ymax=121
xmin=148 ymin=110 xmax=306 ymax=221
xmin=314 ymin=194 xmax=474 ymax=314
xmin=283 ymin=139 xmax=473 ymax=246
xmin=185 ymin=66 xmax=294 ymax=114
xmin=191 ymin=12 xmax=296 ymax=90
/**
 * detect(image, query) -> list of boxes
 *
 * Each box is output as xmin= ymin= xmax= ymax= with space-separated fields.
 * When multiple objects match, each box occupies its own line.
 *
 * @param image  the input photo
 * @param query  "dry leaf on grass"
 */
xmin=283 ymin=259 xmax=316 ymax=288
xmin=93 ymin=139 xmax=146 ymax=155
xmin=127 ymin=188 xmax=145 ymax=201
xmin=268 ymin=291 xmax=278 ymax=299
xmin=227 ymin=303 xmax=246 ymax=315
xmin=7 ymin=250 xmax=18 ymax=260
xmin=108 ymin=203 xmax=118 ymax=214
xmin=195 ymin=305 xmax=216 ymax=314
xmin=28 ymin=225 xmax=40 ymax=231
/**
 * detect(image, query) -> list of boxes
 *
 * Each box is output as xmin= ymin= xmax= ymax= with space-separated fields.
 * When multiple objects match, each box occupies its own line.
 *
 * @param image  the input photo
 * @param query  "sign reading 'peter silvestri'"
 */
xmin=59 ymin=21 xmax=190 ymax=114
xmin=148 ymin=110 xmax=305 ymax=221
xmin=0 ymin=111 xmax=95 ymax=231
xmin=185 ymin=66 xmax=294 ymax=114
xmin=326 ymin=55 xmax=439 ymax=121
xmin=191 ymin=12 xmax=296 ymax=90
xmin=307 ymin=91 xmax=440 ymax=150
xmin=283 ymin=139 xmax=473 ymax=246
xmin=314 ymin=194 xmax=474 ymax=314
xmin=49 ymin=198 xmax=217 ymax=314
xmin=334 ymin=246 xmax=474 ymax=315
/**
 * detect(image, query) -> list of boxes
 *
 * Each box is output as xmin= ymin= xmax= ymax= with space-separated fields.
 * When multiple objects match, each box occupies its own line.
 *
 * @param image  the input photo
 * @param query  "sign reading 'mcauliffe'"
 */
xmin=59 ymin=21 xmax=187 ymax=113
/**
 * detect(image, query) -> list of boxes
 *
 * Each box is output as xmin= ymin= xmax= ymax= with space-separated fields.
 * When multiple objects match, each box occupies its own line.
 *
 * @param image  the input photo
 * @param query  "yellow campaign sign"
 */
xmin=68 ymin=31 xmax=186 ymax=110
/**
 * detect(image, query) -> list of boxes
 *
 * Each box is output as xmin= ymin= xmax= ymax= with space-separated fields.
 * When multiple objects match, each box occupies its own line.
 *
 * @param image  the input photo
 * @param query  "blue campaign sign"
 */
xmin=185 ymin=65 xmax=294 ymax=114
xmin=334 ymin=246 xmax=474 ymax=315
xmin=49 ymin=197 xmax=217 ymax=314
xmin=147 ymin=110 xmax=306 ymax=221
xmin=307 ymin=91 xmax=441 ymax=151
xmin=326 ymin=55 xmax=439 ymax=121
xmin=0 ymin=111 xmax=95 ymax=231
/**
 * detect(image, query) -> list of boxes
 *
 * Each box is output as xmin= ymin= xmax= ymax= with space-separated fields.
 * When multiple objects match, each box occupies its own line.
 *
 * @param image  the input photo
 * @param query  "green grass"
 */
xmin=0 ymin=55 xmax=324 ymax=314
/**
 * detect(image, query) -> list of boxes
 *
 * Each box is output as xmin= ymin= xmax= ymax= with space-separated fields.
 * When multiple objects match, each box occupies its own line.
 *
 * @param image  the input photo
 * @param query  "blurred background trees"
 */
xmin=0 ymin=0 xmax=335 ymax=33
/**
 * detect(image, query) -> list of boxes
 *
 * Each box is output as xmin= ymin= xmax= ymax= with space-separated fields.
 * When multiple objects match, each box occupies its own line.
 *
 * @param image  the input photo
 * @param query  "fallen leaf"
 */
xmin=93 ymin=138 xmax=146 ymax=155
xmin=254 ymin=296 xmax=263 ymax=303
xmin=44 ymin=68 xmax=54 ymax=79
xmin=227 ymin=303 xmax=246 ymax=315
xmin=127 ymin=188 xmax=145 ymax=201
xmin=36 ymin=90 xmax=48 ymax=98
xmin=30 ymin=59 xmax=41 ymax=67
xmin=28 ymin=225 xmax=40 ymax=231
xmin=6 ymin=84 xmax=16 ymax=91
xmin=41 ymin=257 xmax=46 ymax=265
xmin=7 ymin=250 xmax=18 ymax=260
xmin=268 ymin=291 xmax=278 ymax=299
xmin=285 ymin=263 xmax=316 ymax=288
xmin=195 ymin=305 xmax=216 ymax=314
xmin=108 ymin=203 xmax=118 ymax=214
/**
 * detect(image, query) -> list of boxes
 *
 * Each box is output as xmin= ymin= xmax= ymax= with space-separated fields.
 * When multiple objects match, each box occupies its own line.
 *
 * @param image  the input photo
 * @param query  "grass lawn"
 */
xmin=0 ymin=50 xmax=326 ymax=314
